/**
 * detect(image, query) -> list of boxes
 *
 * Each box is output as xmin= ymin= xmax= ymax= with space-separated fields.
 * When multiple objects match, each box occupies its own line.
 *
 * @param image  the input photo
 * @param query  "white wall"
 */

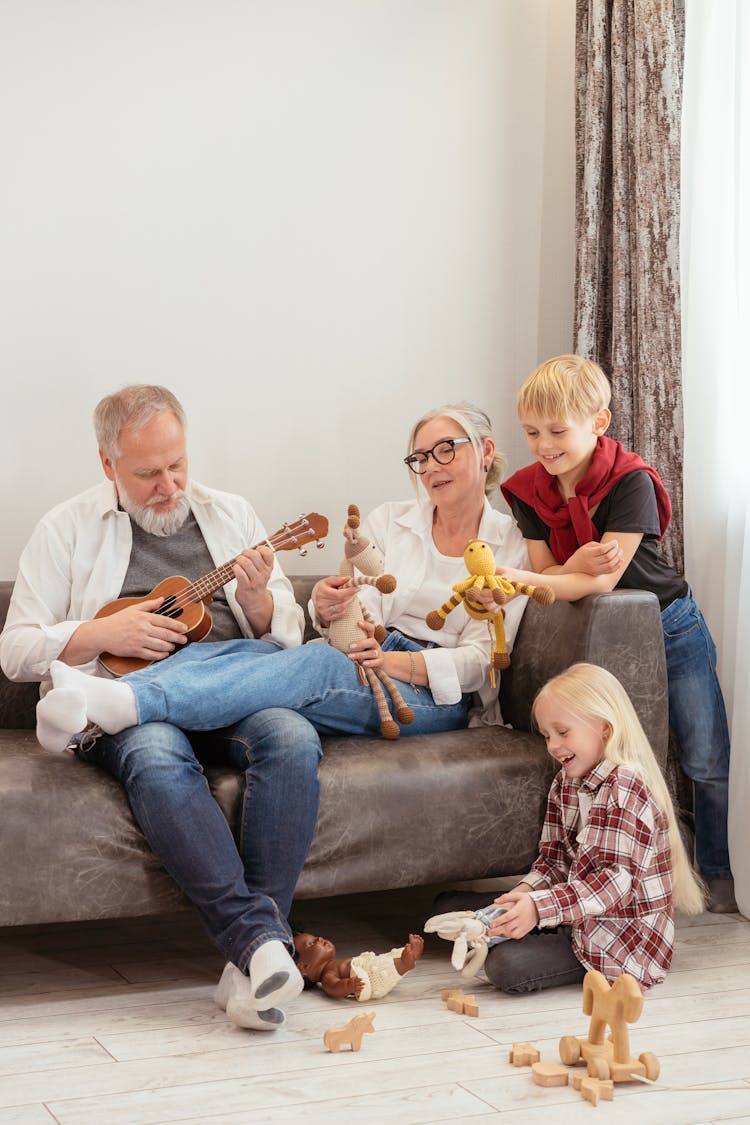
xmin=0 ymin=0 xmax=575 ymax=577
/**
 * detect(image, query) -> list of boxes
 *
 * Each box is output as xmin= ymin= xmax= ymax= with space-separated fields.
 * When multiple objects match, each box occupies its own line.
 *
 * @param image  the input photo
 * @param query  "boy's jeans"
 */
xmin=662 ymin=591 xmax=732 ymax=879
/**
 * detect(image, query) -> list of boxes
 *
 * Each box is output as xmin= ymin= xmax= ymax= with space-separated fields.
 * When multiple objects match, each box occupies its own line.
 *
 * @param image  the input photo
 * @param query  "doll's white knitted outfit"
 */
xmin=350 ymin=947 xmax=403 ymax=1001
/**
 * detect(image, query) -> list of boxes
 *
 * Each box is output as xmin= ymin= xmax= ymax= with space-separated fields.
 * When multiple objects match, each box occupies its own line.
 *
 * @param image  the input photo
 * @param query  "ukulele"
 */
xmin=95 ymin=512 xmax=328 ymax=677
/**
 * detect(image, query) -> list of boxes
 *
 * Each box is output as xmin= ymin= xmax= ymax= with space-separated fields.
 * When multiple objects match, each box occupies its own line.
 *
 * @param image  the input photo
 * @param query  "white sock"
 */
xmin=50 ymin=661 xmax=138 ymax=734
xmin=36 ymin=689 xmax=88 ymax=752
xmin=248 ymin=940 xmax=303 ymax=1008
xmin=214 ymin=962 xmax=242 ymax=1011
xmin=214 ymin=962 xmax=286 ymax=1031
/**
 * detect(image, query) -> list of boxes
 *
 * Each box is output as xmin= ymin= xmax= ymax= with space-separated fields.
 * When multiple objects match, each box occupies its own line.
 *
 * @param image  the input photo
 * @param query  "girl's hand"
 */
xmin=311 ymin=575 xmax=357 ymax=628
xmin=488 ymin=889 xmax=539 ymax=940
xmin=347 ymin=619 xmax=384 ymax=669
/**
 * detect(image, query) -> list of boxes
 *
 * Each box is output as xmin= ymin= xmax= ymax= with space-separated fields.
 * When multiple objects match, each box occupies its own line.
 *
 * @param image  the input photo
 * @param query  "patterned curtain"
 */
xmin=574 ymin=0 xmax=685 ymax=572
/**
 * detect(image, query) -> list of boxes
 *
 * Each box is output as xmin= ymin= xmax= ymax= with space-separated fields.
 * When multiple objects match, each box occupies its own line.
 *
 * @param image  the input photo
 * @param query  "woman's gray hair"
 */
xmin=407 ymin=401 xmax=506 ymax=497
xmin=94 ymin=385 xmax=187 ymax=460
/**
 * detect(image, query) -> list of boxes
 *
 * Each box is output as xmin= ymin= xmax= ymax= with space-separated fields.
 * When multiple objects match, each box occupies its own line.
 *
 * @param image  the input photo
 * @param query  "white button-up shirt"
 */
xmin=311 ymin=497 xmax=530 ymax=724
xmin=0 ymin=479 xmax=304 ymax=689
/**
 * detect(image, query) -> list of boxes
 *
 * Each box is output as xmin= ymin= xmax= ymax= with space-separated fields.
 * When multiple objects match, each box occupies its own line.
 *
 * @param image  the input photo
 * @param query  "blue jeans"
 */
xmin=123 ymin=634 xmax=470 ymax=737
xmin=662 ymin=592 xmax=731 ymax=879
xmin=76 ymin=708 xmax=321 ymax=971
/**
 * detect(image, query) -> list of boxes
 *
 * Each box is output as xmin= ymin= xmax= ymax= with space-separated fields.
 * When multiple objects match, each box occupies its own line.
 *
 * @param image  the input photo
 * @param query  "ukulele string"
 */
xmin=152 ymin=519 xmax=319 ymax=617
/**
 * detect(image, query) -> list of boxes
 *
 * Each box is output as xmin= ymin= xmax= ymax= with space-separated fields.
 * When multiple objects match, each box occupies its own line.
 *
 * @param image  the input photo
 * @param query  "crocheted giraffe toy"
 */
xmin=329 ymin=505 xmax=414 ymax=739
xmin=426 ymin=539 xmax=555 ymax=687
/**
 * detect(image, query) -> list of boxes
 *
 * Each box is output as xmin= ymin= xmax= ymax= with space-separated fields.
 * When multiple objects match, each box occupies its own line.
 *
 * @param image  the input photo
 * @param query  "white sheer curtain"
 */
xmin=682 ymin=0 xmax=750 ymax=917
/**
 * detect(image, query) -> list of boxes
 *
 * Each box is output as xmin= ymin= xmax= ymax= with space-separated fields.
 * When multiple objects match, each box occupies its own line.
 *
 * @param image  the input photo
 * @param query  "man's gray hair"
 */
xmin=94 ymin=385 xmax=187 ymax=459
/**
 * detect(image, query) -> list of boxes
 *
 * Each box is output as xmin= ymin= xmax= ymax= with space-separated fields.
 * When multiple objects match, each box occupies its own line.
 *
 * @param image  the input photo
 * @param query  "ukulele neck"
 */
xmin=187 ymin=562 xmax=238 ymax=604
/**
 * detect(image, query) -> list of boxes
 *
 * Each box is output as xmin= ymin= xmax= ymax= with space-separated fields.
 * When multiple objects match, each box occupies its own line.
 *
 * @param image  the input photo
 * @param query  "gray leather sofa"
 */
xmin=0 ymin=578 xmax=668 ymax=927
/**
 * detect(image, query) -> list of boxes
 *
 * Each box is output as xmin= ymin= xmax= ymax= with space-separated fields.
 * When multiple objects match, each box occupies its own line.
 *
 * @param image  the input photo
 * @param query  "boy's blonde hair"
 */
xmin=517 ymin=355 xmax=611 ymax=422
xmin=407 ymin=401 xmax=506 ymax=498
xmin=532 ymin=663 xmax=705 ymax=916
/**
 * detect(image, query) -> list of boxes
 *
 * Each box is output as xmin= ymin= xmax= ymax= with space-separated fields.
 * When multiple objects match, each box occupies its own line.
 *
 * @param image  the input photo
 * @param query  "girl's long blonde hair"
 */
xmin=532 ymin=663 xmax=705 ymax=915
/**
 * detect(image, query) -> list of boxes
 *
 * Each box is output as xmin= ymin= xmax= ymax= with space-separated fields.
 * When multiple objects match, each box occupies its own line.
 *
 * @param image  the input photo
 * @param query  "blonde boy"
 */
xmin=499 ymin=354 xmax=734 ymax=913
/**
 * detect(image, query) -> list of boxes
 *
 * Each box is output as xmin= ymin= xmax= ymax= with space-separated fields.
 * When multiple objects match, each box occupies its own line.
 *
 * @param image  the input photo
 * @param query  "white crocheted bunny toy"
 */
xmin=424 ymin=905 xmax=508 ymax=977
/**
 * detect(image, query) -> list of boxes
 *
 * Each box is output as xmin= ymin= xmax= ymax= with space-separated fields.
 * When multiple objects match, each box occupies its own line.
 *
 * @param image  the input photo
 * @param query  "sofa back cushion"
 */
xmin=0 ymin=581 xmax=39 ymax=729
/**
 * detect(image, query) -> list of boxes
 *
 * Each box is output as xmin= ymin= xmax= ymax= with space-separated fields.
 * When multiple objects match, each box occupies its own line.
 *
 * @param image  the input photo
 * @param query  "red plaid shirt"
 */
xmin=524 ymin=760 xmax=674 ymax=990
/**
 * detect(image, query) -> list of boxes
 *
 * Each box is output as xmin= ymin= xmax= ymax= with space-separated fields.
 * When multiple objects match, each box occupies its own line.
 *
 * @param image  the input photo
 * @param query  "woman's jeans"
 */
xmin=662 ymin=592 xmax=732 ymax=879
xmin=77 ymin=707 xmax=321 ymax=973
xmin=123 ymin=633 xmax=471 ymax=738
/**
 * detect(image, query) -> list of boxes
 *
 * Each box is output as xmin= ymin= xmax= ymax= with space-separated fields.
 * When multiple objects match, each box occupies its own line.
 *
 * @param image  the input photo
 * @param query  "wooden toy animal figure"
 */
xmin=559 ymin=970 xmax=660 ymax=1083
xmin=323 ymin=1011 xmax=376 ymax=1053
xmin=426 ymin=539 xmax=555 ymax=687
xmin=329 ymin=505 xmax=415 ymax=739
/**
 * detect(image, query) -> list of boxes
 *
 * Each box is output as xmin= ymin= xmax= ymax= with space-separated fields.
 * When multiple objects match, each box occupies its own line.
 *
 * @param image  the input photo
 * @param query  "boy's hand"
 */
xmin=488 ymin=890 xmax=539 ymax=940
xmin=565 ymin=540 xmax=623 ymax=576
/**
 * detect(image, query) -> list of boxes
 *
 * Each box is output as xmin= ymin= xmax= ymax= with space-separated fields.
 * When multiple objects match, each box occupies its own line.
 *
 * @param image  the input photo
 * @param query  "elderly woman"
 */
xmin=37 ymin=401 xmax=530 ymax=746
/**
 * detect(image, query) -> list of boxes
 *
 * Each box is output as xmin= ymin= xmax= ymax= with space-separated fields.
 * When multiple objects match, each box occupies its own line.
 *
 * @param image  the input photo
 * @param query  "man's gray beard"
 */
xmin=115 ymin=476 xmax=191 ymax=537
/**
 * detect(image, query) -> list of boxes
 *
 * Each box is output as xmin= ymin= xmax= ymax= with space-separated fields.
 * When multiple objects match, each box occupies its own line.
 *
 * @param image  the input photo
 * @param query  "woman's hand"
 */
xmin=347 ymin=619 xmax=384 ymax=669
xmin=488 ymin=889 xmax=539 ymax=941
xmin=311 ymin=575 xmax=358 ymax=628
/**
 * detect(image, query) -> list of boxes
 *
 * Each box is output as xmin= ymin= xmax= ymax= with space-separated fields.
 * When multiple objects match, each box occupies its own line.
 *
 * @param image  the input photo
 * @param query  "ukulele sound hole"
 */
xmin=158 ymin=595 xmax=183 ymax=619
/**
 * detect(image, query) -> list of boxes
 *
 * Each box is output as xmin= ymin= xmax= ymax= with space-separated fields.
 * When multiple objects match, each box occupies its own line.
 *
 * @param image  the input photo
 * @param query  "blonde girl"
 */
xmin=431 ymin=663 xmax=703 ymax=993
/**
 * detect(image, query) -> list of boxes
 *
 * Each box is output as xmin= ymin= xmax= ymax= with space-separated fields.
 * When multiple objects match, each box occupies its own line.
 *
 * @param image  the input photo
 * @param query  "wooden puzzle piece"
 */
xmin=580 ymin=1076 xmax=615 ymax=1105
xmin=531 ymin=1062 xmax=569 ymax=1087
xmin=441 ymin=988 xmax=479 ymax=1017
xmin=570 ymin=1071 xmax=615 ymax=1104
xmin=509 ymin=1041 xmax=541 ymax=1067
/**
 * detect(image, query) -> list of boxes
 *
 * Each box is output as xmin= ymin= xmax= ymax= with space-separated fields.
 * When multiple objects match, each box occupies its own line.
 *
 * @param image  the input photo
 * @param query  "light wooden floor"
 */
xmin=1 ymin=884 xmax=749 ymax=1124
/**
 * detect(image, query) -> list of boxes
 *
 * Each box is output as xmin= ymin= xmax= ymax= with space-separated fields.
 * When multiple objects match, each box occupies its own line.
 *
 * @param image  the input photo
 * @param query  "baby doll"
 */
xmin=293 ymin=931 xmax=424 ymax=1001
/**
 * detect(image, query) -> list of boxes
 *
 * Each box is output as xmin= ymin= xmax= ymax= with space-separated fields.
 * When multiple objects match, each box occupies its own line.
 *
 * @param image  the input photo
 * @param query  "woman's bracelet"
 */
xmin=408 ymin=651 xmax=421 ymax=695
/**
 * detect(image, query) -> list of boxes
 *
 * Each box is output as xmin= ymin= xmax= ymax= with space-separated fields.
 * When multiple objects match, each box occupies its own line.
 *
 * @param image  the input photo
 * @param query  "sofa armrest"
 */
xmin=500 ymin=591 xmax=668 ymax=770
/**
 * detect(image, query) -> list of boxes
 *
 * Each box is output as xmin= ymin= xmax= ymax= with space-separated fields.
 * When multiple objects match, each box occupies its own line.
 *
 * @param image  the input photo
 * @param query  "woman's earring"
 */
xmin=484 ymin=464 xmax=489 ymax=473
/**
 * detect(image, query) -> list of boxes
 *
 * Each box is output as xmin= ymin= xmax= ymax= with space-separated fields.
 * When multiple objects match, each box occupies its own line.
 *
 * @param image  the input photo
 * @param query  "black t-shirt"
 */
xmin=510 ymin=470 xmax=688 ymax=610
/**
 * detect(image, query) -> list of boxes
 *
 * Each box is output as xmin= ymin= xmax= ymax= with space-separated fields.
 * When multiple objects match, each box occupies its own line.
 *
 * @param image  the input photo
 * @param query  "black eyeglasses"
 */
xmin=404 ymin=437 xmax=471 ymax=474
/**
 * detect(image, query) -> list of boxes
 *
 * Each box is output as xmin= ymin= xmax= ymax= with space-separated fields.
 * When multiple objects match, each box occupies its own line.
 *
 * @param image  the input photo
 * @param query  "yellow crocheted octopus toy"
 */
xmin=426 ymin=539 xmax=555 ymax=687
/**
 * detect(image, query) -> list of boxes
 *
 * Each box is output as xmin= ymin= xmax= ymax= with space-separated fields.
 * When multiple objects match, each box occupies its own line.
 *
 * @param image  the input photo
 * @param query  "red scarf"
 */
xmin=501 ymin=435 xmax=672 ymax=565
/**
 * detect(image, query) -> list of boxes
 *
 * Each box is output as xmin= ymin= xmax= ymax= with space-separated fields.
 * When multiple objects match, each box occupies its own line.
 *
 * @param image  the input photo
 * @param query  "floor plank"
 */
xmin=0 ymin=889 xmax=748 ymax=1124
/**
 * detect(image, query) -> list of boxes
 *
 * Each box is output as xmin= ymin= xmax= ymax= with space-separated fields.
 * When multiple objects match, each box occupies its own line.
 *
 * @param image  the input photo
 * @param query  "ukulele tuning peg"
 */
xmin=316 ymin=540 xmax=325 ymax=549
xmin=298 ymin=547 xmax=308 ymax=557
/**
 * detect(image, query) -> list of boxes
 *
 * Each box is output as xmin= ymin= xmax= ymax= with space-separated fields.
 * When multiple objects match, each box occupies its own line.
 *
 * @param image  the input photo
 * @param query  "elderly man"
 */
xmin=0 ymin=385 xmax=320 ymax=1031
